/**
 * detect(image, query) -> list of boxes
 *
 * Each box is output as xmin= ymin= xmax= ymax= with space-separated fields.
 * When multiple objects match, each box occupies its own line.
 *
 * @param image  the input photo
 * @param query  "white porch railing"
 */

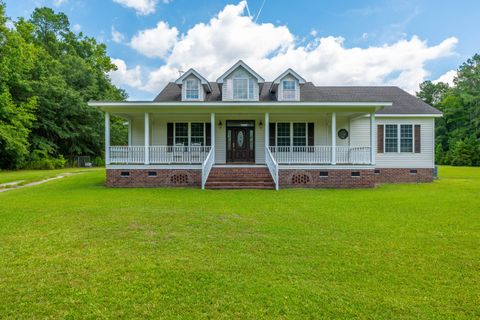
xmin=265 ymin=147 xmax=279 ymax=190
xmin=269 ymin=146 xmax=371 ymax=165
xmin=109 ymin=146 xmax=211 ymax=164
xmin=109 ymin=146 xmax=145 ymax=164
xmin=150 ymin=146 xmax=211 ymax=164
xmin=201 ymin=147 xmax=215 ymax=189
xmin=336 ymin=146 xmax=370 ymax=164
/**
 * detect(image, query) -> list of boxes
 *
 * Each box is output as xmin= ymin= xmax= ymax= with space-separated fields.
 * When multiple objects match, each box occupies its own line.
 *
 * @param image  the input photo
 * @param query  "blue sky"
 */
xmin=4 ymin=0 xmax=479 ymax=100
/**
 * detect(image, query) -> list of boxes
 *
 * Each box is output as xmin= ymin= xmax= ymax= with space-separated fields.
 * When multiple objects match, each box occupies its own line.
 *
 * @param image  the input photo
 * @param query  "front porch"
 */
xmin=101 ymin=105 xmax=380 ymax=189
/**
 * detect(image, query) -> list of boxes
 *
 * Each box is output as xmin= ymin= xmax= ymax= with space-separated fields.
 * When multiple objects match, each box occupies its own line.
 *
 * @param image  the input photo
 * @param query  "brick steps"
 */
xmin=205 ymin=167 xmax=275 ymax=190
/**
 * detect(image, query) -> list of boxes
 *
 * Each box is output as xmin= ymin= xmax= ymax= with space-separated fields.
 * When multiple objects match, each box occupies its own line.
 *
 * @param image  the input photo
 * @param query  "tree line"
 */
xmin=0 ymin=3 xmax=126 ymax=169
xmin=417 ymin=54 xmax=480 ymax=166
xmin=0 ymin=3 xmax=479 ymax=169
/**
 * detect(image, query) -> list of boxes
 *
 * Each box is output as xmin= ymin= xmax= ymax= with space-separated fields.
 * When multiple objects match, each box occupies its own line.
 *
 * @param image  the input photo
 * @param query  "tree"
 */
xmin=0 ymin=3 xmax=37 ymax=169
xmin=418 ymin=54 xmax=480 ymax=166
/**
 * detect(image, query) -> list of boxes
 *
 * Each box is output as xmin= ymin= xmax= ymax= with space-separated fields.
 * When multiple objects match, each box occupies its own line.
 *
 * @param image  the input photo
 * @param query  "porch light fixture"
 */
xmin=259 ymin=120 xmax=263 ymax=128
xmin=218 ymin=120 xmax=223 ymax=128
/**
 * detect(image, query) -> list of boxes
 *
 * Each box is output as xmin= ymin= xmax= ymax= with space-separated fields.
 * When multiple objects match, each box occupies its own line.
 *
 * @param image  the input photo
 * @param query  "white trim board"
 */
xmin=107 ymin=165 xmax=202 ymax=170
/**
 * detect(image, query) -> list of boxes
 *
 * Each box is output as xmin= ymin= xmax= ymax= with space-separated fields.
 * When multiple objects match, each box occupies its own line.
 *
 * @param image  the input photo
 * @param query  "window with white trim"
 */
xmin=277 ymin=123 xmax=290 ymax=146
xmin=233 ymin=78 xmax=254 ymax=100
xmin=400 ymin=125 xmax=413 ymax=152
xmin=185 ymin=79 xmax=199 ymax=100
xmin=293 ymin=123 xmax=307 ymax=146
xmin=190 ymin=123 xmax=204 ymax=146
xmin=174 ymin=123 xmax=188 ymax=146
xmin=385 ymin=124 xmax=398 ymax=152
xmin=282 ymin=80 xmax=296 ymax=100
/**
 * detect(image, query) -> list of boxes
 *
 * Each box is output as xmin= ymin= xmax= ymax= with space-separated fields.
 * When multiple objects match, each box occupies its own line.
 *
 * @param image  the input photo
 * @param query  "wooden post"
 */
xmin=105 ymin=112 xmax=110 ymax=165
xmin=331 ymin=112 xmax=336 ymax=165
xmin=370 ymin=112 xmax=376 ymax=165
xmin=210 ymin=113 xmax=215 ymax=162
xmin=144 ymin=112 xmax=149 ymax=165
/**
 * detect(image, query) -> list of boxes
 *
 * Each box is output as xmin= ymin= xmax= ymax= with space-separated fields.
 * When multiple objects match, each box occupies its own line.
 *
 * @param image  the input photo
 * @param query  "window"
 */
xmin=185 ymin=79 xmax=199 ymax=99
xmin=174 ymin=123 xmax=188 ymax=146
xmin=277 ymin=123 xmax=290 ymax=146
xmin=120 ymin=171 xmax=130 ymax=177
xmin=351 ymin=172 xmax=361 ymax=177
xmin=319 ymin=171 xmax=329 ymax=177
xmin=293 ymin=123 xmax=306 ymax=146
xmin=148 ymin=171 xmax=157 ymax=177
xmin=400 ymin=125 xmax=413 ymax=152
xmin=282 ymin=80 xmax=296 ymax=100
xmin=385 ymin=124 xmax=398 ymax=152
xmin=190 ymin=123 xmax=204 ymax=146
xmin=233 ymin=78 xmax=254 ymax=100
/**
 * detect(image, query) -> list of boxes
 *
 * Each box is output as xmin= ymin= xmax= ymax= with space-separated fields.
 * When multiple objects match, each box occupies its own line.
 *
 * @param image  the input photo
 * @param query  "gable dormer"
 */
xmin=175 ymin=69 xmax=211 ymax=101
xmin=271 ymin=69 xmax=306 ymax=101
xmin=216 ymin=60 xmax=264 ymax=101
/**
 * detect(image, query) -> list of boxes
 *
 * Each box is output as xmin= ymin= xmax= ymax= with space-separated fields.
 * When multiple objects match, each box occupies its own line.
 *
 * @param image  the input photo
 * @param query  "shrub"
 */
xmin=26 ymin=151 xmax=67 ymax=169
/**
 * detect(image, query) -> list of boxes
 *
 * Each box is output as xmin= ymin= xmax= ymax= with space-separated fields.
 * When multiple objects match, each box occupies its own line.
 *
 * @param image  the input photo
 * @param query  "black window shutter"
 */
xmin=414 ymin=125 xmax=421 ymax=153
xmin=205 ymin=123 xmax=211 ymax=146
xmin=167 ymin=123 xmax=174 ymax=146
xmin=377 ymin=125 xmax=384 ymax=153
xmin=269 ymin=123 xmax=276 ymax=146
xmin=307 ymin=123 xmax=314 ymax=146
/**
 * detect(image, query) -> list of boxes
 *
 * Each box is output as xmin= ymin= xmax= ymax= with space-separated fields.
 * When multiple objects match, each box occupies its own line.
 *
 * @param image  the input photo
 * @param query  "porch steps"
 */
xmin=205 ymin=167 xmax=275 ymax=190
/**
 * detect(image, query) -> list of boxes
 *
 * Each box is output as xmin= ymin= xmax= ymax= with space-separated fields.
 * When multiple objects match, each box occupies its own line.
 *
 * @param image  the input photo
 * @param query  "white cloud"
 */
xmin=112 ymin=0 xmax=171 ymax=15
xmin=72 ymin=23 xmax=81 ymax=33
xmin=116 ymin=1 xmax=458 ymax=96
xmin=130 ymin=21 xmax=178 ymax=58
xmin=109 ymin=58 xmax=143 ymax=88
xmin=53 ymin=0 xmax=67 ymax=6
xmin=433 ymin=70 xmax=456 ymax=86
xmin=111 ymin=26 xmax=126 ymax=43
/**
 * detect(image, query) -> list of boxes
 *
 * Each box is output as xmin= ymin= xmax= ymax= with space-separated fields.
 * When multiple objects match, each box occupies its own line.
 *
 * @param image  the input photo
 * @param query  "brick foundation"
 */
xmin=279 ymin=169 xmax=376 ymax=188
xmin=106 ymin=167 xmax=435 ymax=188
xmin=106 ymin=169 xmax=201 ymax=187
xmin=374 ymin=168 xmax=434 ymax=184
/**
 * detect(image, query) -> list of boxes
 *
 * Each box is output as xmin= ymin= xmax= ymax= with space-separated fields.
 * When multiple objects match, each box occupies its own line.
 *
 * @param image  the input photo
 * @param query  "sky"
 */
xmin=4 ymin=0 xmax=479 ymax=100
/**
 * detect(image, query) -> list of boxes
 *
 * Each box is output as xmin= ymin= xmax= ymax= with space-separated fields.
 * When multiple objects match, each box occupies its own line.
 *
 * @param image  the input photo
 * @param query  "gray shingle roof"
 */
xmin=153 ymin=82 xmax=441 ymax=115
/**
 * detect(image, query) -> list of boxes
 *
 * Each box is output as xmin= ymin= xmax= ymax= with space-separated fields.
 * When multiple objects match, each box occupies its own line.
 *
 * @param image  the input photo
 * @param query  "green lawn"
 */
xmin=0 ymin=167 xmax=479 ymax=319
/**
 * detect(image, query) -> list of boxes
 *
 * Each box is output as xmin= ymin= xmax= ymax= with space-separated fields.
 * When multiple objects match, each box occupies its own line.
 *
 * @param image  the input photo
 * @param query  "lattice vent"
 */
xmin=170 ymin=174 xmax=189 ymax=184
xmin=291 ymin=174 xmax=310 ymax=184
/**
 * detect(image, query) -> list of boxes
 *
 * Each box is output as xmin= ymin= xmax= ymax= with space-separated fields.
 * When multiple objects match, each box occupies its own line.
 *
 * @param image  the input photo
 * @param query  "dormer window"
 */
xmin=185 ymin=79 xmax=199 ymax=100
xmin=233 ymin=78 xmax=254 ymax=100
xmin=282 ymin=80 xmax=296 ymax=100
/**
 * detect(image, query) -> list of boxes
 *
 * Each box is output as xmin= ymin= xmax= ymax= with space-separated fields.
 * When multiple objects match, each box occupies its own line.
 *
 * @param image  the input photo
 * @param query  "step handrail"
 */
xmin=201 ymin=146 xmax=215 ymax=189
xmin=265 ymin=147 xmax=279 ymax=190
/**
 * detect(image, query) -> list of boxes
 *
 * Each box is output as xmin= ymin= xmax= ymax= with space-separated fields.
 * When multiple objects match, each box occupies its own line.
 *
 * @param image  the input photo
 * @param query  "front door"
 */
xmin=226 ymin=121 xmax=255 ymax=163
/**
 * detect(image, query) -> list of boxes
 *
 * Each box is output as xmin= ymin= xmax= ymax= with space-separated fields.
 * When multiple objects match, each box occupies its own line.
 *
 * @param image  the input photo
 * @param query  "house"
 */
xmin=89 ymin=60 xmax=442 ymax=189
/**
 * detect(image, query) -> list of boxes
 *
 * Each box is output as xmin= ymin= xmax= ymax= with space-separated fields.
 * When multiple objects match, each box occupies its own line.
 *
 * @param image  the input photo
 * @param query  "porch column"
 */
xmin=105 ymin=112 xmax=110 ymax=165
xmin=210 ymin=113 xmax=215 ymax=161
xmin=128 ymin=119 xmax=132 ymax=146
xmin=265 ymin=112 xmax=269 ymax=149
xmin=144 ymin=112 xmax=149 ymax=165
xmin=331 ymin=112 xmax=336 ymax=165
xmin=370 ymin=112 xmax=376 ymax=165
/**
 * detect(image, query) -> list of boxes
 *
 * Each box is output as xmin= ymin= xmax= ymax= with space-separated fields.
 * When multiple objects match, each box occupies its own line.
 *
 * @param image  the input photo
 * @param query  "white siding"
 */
xmin=221 ymin=66 xmax=259 ymax=101
xmin=349 ymin=117 xmax=370 ymax=146
xmin=375 ymin=117 xmax=435 ymax=168
xmin=131 ymin=117 xmax=145 ymax=146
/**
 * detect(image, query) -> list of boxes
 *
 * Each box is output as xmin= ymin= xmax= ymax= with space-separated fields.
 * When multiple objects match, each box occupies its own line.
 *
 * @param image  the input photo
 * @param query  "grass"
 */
xmin=0 ymin=166 xmax=479 ymax=319
xmin=0 ymin=167 xmax=101 ymax=186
